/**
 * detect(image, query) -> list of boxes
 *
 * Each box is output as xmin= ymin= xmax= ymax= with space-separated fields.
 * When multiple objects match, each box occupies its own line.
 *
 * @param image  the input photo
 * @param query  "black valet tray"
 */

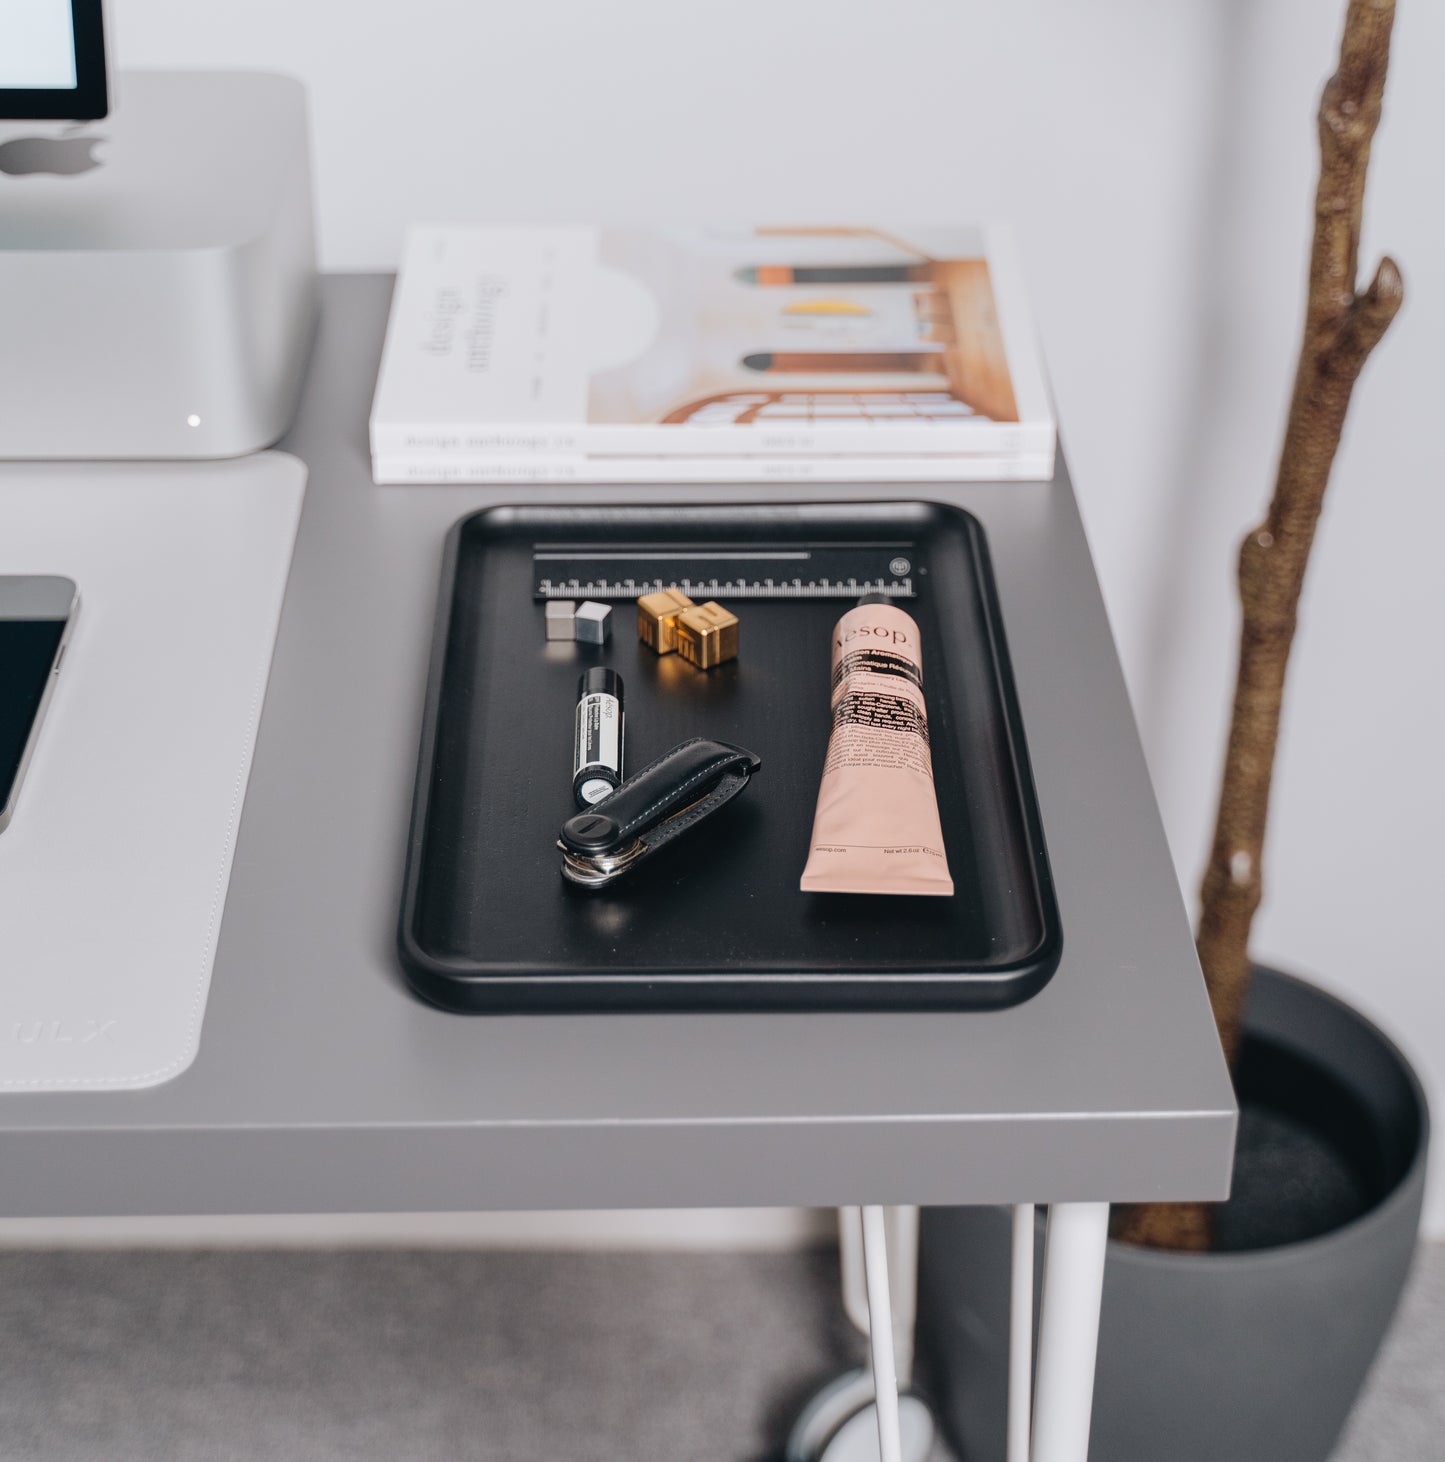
xmin=398 ymin=500 xmax=1061 ymax=1013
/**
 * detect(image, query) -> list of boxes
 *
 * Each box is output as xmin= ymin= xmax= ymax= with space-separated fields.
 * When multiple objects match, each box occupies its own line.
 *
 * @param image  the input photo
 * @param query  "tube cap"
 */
xmin=577 ymin=667 xmax=623 ymax=703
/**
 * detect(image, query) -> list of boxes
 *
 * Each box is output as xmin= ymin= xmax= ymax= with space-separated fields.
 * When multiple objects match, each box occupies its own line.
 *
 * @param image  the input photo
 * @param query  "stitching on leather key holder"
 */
xmin=646 ymin=770 xmax=750 ymax=852
xmin=609 ymin=739 xmax=748 ymax=840
xmin=625 ymin=750 xmax=737 ymax=838
xmin=607 ymin=738 xmax=706 ymax=838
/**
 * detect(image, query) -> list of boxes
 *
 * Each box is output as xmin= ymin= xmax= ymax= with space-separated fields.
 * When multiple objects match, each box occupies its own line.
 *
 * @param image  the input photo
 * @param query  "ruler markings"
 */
xmin=532 ymin=551 xmax=812 ymax=562
xmin=536 ymin=578 xmax=915 ymax=600
xmin=532 ymin=543 xmax=919 ymax=600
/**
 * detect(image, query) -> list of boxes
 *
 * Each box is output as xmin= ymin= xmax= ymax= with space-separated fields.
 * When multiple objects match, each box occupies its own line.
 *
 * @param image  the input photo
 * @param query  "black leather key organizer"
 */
xmin=558 ymin=737 xmax=762 ymax=889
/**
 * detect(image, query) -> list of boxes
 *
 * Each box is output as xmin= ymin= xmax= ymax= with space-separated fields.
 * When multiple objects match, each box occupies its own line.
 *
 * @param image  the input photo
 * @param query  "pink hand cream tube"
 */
xmin=799 ymin=598 xmax=954 ymax=896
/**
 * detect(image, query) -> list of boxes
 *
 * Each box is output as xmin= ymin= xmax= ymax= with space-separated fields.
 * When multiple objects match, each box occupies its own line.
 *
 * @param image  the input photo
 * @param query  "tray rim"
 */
xmin=397 ymin=499 xmax=1062 ymax=1013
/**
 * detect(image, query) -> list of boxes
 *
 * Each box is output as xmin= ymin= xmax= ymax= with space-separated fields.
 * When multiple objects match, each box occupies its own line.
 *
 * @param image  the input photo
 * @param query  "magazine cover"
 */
xmin=370 ymin=224 xmax=1054 ymax=472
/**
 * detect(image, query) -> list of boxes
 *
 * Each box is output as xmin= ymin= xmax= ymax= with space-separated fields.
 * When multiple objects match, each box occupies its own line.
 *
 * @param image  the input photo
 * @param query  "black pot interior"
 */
xmin=1216 ymin=1031 xmax=1424 ymax=1252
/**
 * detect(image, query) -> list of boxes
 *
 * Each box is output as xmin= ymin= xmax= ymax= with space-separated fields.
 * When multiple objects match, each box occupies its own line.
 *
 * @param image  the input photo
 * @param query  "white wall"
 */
xmin=104 ymin=0 xmax=1443 ymax=1240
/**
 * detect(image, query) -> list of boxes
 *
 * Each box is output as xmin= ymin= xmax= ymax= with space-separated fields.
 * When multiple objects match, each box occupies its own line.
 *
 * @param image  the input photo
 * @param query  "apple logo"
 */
xmin=0 ymin=134 xmax=106 ymax=178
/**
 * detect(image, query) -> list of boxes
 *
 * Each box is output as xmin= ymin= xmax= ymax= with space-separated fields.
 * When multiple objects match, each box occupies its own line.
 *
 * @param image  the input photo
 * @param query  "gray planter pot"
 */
xmin=916 ymin=968 xmax=1429 ymax=1462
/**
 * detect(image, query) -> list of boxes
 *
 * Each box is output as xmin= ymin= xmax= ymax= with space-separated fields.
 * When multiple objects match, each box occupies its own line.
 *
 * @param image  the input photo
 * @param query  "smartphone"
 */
xmin=0 ymin=575 xmax=79 ymax=833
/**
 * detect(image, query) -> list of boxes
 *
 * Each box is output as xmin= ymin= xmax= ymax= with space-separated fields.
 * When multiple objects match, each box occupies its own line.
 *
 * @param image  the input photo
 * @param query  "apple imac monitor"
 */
xmin=0 ymin=0 xmax=108 ymax=120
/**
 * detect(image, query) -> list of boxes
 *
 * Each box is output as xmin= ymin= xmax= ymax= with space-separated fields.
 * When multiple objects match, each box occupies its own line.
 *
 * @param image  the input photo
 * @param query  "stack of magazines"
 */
xmin=370 ymin=223 xmax=1055 ymax=484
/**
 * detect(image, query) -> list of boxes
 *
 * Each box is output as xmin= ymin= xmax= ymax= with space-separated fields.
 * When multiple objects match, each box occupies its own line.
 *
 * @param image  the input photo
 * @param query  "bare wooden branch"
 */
xmin=1116 ymin=0 xmax=1402 ymax=1254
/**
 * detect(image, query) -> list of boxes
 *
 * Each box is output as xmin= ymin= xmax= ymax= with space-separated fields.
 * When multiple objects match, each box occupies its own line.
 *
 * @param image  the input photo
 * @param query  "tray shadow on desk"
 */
xmin=399 ymin=501 xmax=1060 ymax=1013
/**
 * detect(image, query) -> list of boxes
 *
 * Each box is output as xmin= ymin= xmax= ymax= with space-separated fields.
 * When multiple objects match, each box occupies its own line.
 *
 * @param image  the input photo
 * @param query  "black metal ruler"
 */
xmin=532 ymin=543 xmax=919 ymax=600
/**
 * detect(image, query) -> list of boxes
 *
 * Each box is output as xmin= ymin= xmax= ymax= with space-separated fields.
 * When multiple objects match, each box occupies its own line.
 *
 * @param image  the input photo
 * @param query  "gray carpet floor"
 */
xmin=0 ymin=1241 xmax=1437 ymax=1460
xmin=1333 ymin=1240 xmax=1444 ymax=1462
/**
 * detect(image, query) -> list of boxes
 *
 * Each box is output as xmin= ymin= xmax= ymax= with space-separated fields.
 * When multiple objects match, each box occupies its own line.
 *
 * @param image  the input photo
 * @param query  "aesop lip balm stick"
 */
xmin=573 ymin=668 xmax=624 ymax=808
xmin=800 ymin=596 xmax=954 ymax=896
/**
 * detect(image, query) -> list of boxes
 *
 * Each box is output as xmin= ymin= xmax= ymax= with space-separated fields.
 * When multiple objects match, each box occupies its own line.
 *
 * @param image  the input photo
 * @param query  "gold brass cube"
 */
xmin=675 ymin=601 xmax=739 ymax=669
xmin=637 ymin=588 xmax=695 ymax=654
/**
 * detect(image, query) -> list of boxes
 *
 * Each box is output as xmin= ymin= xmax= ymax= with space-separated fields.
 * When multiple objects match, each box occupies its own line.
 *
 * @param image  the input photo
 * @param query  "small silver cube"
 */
xmin=544 ymin=600 xmax=577 ymax=641
xmin=574 ymin=600 xmax=612 ymax=645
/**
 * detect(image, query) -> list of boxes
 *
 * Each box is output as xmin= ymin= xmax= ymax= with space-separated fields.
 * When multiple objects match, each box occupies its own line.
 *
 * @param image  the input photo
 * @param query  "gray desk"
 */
xmin=0 ymin=274 xmax=1234 ymax=1218
xmin=0 ymin=273 xmax=1237 ymax=1462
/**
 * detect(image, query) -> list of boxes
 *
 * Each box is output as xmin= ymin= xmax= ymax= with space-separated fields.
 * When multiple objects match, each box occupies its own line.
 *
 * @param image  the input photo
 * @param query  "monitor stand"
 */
xmin=0 ymin=71 xmax=317 ymax=460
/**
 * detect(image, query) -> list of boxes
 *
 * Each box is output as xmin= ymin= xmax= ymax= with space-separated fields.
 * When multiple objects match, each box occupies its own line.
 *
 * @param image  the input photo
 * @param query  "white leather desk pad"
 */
xmin=0 ymin=454 xmax=306 ymax=1091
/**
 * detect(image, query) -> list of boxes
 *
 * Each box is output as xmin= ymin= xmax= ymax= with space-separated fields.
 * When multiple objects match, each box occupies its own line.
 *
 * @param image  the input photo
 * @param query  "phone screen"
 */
xmin=0 ymin=619 xmax=65 ymax=809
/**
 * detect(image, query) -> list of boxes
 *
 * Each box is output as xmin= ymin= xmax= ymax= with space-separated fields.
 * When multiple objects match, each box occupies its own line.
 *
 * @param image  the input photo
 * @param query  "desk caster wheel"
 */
xmin=785 ymin=1367 xmax=937 ymax=1462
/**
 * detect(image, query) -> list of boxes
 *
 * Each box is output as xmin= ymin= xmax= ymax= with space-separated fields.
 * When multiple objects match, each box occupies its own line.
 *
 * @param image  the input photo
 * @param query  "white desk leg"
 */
xmin=1008 ymin=1203 xmax=1036 ymax=1462
xmin=860 ymin=1205 xmax=904 ymax=1462
xmin=886 ymin=1205 xmax=919 ymax=1391
xmin=839 ymin=1204 xmax=920 ymax=1389
xmin=1030 ymin=1202 xmax=1109 ymax=1462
